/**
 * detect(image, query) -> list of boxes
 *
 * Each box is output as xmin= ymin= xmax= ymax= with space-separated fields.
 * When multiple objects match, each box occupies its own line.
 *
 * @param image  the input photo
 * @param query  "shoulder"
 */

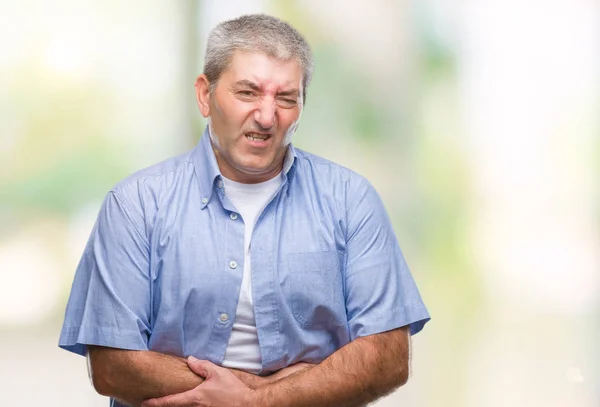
xmin=112 ymin=150 xmax=195 ymax=193
xmin=293 ymin=147 xmax=368 ymax=188
xmin=101 ymin=149 xmax=197 ymax=226
xmin=108 ymin=149 xmax=195 ymax=202
xmin=290 ymin=148 xmax=378 ymax=223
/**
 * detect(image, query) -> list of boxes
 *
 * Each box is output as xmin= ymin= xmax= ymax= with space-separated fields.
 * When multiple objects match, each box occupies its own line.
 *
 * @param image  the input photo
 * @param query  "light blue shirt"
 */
xmin=59 ymin=127 xmax=430 ymax=388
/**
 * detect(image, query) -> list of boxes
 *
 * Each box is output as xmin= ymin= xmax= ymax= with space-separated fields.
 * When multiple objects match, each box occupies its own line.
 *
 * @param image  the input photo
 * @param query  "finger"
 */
xmin=187 ymin=356 xmax=217 ymax=379
xmin=141 ymin=388 xmax=198 ymax=407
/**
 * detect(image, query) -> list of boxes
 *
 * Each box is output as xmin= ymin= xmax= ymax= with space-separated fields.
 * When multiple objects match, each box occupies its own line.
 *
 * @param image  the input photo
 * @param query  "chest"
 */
xmin=148 ymin=191 xmax=348 ymax=322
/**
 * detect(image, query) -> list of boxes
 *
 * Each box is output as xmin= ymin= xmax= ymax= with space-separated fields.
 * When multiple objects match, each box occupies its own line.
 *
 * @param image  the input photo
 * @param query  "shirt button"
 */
xmin=201 ymin=197 xmax=208 ymax=204
xmin=229 ymin=260 xmax=237 ymax=269
xmin=219 ymin=313 xmax=229 ymax=322
xmin=217 ymin=179 xmax=224 ymax=188
xmin=230 ymin=212 xmax=238 ymax=220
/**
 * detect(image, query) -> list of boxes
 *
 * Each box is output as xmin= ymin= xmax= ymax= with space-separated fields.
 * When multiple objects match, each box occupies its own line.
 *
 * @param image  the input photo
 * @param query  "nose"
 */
xmin=254 ymin=100 xmax=276 ymax=130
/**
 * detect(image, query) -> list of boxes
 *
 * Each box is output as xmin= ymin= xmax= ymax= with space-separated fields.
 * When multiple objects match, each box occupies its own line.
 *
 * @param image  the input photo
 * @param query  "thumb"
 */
xmin=187 ymin=356 xmax=216 ymax=379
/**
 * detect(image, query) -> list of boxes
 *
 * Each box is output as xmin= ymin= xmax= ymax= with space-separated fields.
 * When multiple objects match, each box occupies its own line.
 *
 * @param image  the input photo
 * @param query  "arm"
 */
xmin=88 ymin=346 xmax=315 ymax=407
xmin=142 ymin=327 xmax=409 ymax=407
xmin=250 ymin=326 xmax=410 ymax=407
xmin=88 ymin=346 xmax=203 ymax=407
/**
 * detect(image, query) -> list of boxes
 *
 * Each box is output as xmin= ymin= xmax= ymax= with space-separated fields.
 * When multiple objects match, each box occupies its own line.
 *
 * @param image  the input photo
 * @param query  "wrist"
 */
xmin=229 ymin=369 xmax=267 ymax=390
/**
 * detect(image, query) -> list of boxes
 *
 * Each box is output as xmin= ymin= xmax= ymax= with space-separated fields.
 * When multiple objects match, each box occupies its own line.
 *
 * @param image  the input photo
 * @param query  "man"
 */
xmin=59 ymin=14 xmax=430 ymax=407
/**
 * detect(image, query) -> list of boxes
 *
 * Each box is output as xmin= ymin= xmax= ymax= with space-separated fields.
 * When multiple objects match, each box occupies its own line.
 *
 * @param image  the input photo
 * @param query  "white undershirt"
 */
xmin=220 ymin=173 xmax=283 ymax=373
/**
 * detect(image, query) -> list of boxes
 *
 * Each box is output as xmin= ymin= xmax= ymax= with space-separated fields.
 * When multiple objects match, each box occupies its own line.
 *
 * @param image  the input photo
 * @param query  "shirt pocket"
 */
xmin=284 ymin=251 xmax=346 ymax=327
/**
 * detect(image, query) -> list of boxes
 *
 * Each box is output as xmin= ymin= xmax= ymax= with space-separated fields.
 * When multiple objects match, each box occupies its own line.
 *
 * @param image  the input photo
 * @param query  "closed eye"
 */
xmin=277 ymin=98 xmax=298 ymax=108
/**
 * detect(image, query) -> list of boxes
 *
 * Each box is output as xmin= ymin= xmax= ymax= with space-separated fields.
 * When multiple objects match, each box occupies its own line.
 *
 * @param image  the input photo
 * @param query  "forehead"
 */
xmin=222 ymin=50 xmax=303 ymax=91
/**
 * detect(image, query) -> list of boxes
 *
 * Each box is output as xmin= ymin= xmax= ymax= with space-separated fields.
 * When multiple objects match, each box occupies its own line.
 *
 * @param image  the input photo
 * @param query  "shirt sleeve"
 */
xmin=344 ymin=178 xmax=430 ymax=341
xmin=59 ymin=189 xmax=152 ymax=356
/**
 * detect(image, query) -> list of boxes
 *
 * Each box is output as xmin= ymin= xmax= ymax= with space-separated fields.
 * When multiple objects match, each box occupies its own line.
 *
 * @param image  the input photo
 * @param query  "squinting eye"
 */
xmin=278 ymin=99 xmax=297 ymax=106
xmin=238 ymin=91 xmax=255 ymax=97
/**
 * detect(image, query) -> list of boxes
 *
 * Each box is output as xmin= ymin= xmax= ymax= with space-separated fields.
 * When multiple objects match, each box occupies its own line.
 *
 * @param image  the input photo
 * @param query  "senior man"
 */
xmin=59 ymin=13 xmax=430 ymax=407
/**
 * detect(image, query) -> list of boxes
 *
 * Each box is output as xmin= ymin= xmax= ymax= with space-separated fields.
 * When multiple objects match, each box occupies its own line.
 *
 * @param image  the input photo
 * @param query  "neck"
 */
xmin=211 ymin=147 xmax=283 ymax=184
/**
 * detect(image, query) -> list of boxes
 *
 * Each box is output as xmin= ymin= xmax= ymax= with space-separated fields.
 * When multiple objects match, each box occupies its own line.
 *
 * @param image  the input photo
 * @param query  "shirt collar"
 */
xmin=192 ymin=126 xmax=298 ymax=208
xmin=282 ymin=142 xmax=297 ymax=174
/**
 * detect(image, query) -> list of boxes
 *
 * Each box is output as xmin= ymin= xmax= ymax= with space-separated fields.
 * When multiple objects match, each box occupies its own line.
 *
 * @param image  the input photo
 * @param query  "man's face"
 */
xmin=196 ymin=50 xmax=304 ymax=183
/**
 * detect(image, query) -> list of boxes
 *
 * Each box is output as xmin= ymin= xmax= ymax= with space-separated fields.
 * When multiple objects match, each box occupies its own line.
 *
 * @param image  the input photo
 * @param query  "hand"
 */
xmin=142 ymin=356 xmax=253 ymax=407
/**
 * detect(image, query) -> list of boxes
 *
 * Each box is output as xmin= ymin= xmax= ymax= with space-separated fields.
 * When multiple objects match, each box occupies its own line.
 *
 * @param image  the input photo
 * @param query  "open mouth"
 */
xmin=245 ymin=132 xmax=270 ymax=141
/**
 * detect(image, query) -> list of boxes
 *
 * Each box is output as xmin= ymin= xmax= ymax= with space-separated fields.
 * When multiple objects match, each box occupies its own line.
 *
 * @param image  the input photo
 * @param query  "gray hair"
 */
xmin=204 ymin=14 xmax=314 ymax=102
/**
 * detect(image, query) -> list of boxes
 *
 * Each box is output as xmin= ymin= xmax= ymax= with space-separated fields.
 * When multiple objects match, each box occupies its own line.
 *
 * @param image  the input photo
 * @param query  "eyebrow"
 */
xmin=277 ymin=89 xmax=300 ymax=98
xmin=234 ymin=80 xmax=261 ymax=91
xmin=234 ymin=80 xmax=300 ymax=98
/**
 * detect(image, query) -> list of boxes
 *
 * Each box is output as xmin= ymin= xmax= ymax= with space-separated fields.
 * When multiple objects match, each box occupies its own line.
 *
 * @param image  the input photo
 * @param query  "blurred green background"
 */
xmin=0 ymin=1 xmax=598 ymax=406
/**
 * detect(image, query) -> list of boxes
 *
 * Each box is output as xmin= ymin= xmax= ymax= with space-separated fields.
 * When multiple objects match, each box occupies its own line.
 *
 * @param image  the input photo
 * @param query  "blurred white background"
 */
xmin=0 ymin=0 xmax=598 ymax=405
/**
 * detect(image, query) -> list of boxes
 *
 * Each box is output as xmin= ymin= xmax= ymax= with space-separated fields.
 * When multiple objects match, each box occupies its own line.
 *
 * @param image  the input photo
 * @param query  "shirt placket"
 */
xmin=204 ymin=182 xmax=246 ymax=364
xmin=252 ymin=182 xmax=289 ymax=373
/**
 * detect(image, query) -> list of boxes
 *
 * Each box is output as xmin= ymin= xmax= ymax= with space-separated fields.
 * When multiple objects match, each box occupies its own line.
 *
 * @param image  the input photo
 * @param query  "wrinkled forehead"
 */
xmin=223 ymin=50 xmax=304 ymax=94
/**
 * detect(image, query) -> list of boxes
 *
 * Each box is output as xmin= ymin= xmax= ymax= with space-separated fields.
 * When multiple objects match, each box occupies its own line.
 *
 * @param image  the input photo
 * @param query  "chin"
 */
xmin=236 ymin=157 xmax=272 ymax=171
xmin=240 ymin=165 xmax=272 ymax=175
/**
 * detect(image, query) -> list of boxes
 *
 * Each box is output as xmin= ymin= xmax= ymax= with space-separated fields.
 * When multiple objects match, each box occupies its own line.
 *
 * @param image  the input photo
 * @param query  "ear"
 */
xmin=195 ymin=74 xmax=211 ymax=118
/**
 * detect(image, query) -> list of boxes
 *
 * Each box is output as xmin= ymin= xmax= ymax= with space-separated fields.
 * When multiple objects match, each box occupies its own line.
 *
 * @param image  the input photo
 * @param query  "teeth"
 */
xmin=246 ymin=133 xmax=268 ymax=141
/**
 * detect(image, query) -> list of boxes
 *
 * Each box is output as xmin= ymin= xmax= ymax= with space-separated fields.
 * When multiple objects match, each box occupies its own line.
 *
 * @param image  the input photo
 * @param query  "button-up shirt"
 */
xmin=59 ymin=127 xmax=430 ymax=384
